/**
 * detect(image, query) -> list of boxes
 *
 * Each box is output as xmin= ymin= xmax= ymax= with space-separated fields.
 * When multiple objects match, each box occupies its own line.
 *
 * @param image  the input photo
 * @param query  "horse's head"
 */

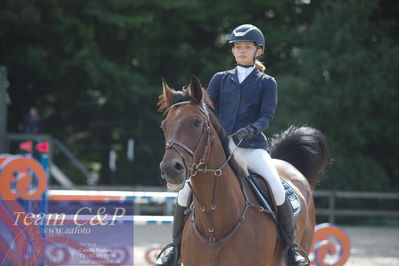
xmin=158 ymin=75 xmax=212 ymax=191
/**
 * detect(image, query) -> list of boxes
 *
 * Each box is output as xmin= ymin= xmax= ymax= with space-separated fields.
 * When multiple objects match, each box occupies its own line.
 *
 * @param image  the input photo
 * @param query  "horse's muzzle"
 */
xmin=159 ymin=158 xmax=186 ymax=189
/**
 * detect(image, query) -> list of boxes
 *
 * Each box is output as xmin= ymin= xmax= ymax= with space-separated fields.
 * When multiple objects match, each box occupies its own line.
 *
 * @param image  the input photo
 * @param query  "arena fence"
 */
xmin=46 ymin=189 xmax=399 ymax=224
xmin=314 ymin=190 xmax=399 ymax=223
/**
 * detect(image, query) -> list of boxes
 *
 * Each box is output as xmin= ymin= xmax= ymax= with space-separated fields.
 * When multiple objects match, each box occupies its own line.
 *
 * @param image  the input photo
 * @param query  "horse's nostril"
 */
xmin=160 ymin=160 xmax=185 ymax=177
xmin=175 ymin=162 xmax=183 ymax=171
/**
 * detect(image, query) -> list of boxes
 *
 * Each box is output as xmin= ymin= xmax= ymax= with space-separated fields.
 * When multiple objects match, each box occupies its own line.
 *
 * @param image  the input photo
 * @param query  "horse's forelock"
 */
xmin=158 ymin=87 xmax=191 ymax=114
xmin=158 ymin=84 xmax=214 ymax=114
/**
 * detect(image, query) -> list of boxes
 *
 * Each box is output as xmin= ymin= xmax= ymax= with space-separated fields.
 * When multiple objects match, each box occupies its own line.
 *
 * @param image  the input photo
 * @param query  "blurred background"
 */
xmin=0 ymin=0 xmax=398 ymax=225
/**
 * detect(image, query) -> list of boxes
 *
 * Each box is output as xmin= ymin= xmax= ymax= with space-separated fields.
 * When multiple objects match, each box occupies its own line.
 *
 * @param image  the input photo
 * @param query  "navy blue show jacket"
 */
xmin=206 ymin=67 xmax=277 ymax=150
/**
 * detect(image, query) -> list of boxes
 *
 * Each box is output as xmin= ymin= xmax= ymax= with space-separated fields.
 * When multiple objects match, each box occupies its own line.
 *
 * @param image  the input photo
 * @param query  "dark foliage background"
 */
xmin=1 ymin=0 xmax=398 ymax=191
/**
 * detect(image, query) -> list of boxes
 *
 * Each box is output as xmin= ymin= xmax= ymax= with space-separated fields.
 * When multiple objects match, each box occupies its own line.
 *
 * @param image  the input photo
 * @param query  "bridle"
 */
xmin=163 ymin=100 xmax=268 ymax=250
xmin=164 ymin=101 xmax=241 ymax=179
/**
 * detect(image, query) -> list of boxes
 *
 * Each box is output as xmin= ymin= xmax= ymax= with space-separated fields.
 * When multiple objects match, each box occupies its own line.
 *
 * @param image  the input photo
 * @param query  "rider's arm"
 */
xmin=252 ymin=77 xmax=277 ymax=133
xmin=206 ymin=73 xmax=223 ymax=112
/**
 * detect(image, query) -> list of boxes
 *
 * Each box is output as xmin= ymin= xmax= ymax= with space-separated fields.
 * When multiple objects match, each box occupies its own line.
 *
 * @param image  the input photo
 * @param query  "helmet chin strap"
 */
xmin=254 ymin=46 xmax=263 ymax=61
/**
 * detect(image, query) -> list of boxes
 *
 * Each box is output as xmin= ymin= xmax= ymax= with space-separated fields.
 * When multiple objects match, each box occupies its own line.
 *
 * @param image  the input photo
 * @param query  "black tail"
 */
xmin=269 ymin=126 xmax=331 ymax=190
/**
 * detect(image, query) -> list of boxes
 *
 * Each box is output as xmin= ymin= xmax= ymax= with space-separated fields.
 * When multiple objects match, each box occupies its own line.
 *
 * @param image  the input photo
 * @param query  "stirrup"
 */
xmin=154 ymin=243 xmax=179 ymax=266
xmin=285 ymin=243 xmax=310 ymax=266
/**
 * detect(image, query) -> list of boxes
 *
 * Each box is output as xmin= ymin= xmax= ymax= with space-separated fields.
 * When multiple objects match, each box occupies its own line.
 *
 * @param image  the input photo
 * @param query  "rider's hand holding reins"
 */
xmin=235 ymin=124 xmax=257 ymax=141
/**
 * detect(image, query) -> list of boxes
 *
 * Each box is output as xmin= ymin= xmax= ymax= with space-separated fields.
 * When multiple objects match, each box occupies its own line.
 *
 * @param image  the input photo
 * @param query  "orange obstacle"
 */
xmin=0 ymin=155 xmax=47 ymax=200
xmin=0 ymin=155 xmax=48 ymax=265
xmin=0 ymin=155 xmax=133 ymax=266
xmin=310 ymin=223 xmax=351 ymax=266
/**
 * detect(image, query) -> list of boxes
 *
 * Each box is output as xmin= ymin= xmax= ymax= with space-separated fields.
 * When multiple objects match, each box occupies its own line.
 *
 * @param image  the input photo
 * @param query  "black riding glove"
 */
xmin=235 ymin=124 xmax=257 ymax=141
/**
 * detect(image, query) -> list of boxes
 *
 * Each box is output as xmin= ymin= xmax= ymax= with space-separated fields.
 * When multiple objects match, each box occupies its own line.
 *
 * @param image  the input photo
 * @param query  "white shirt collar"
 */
xmin=237 ymin=65 xmax=255 ymax=84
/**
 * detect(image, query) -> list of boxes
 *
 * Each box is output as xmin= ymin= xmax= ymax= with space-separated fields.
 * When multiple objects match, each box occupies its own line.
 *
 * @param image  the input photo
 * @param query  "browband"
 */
xmin=169 ymin=101 xmax=209 ymax=117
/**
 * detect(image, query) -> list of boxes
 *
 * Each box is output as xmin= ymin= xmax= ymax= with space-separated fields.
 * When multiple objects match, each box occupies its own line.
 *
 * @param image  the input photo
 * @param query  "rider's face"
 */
xmin=231 ymin=42 xmax=263 ymax=66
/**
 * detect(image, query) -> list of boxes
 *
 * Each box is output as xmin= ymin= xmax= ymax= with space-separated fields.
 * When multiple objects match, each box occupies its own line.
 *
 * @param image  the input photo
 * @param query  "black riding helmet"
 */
xmin=229 ymin=24 xmax=265 ymax=49
xmin=229 ymin=24 xmax=265 ymax=63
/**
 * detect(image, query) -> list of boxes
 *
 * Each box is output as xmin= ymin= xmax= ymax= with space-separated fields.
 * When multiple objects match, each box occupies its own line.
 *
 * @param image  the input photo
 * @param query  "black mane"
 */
xmin=172 ymin=87 xmax=191 ymax=104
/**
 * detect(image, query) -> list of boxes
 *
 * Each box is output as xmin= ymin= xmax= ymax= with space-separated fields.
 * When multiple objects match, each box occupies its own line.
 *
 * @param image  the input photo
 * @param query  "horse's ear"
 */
xmin=189 ymin=74 xmax=203 ymax=104
xmin=158 ymin=79 xmax=175 ymax=112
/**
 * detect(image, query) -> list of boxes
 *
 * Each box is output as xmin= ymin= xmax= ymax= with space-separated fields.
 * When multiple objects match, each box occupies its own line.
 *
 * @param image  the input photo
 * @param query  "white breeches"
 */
xmin=228 ymin=139 xmax=286 ymax=206
xmin=176 ymin=138 xmax=286 ymax=207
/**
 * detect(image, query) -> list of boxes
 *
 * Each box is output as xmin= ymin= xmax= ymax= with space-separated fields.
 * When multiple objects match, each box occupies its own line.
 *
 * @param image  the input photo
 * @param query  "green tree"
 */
xmin=295 ymin=0 xmax=399 ymax=191
xmin=8 ymin=0 xmax=398 ymax=192
xmin=1 ymin=0 xmax=319 ymax=186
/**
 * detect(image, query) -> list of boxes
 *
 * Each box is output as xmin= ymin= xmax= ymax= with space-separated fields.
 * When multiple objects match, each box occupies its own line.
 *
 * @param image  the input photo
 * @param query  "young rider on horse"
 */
xmin=155 ymin=24 xmax=309 ymax=266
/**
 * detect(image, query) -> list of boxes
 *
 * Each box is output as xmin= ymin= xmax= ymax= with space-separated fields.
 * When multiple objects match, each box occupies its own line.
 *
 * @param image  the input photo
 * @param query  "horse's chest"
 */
xmin=182 ymin=211 xmax=277 ymax=266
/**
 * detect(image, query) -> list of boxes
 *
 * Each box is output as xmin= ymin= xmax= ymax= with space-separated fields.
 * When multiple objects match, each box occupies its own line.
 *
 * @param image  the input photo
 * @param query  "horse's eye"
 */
xmin=194 ymin=119 xmax=201 ymax=128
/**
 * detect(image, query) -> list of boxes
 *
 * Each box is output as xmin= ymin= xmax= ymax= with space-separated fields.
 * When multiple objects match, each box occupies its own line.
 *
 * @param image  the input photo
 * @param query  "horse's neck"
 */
xmin=190 ymin=151 xmax=245 ymax=241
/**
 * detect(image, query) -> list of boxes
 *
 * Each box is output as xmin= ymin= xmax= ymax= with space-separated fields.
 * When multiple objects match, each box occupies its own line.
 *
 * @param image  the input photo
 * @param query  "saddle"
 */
xmin=246 ymin=173 xmax=302 ymax=222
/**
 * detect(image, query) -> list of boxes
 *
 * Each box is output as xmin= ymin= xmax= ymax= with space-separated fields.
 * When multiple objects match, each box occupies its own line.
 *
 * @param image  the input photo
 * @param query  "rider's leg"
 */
xmin=277 ymin=197 xmax=310 ymax=266
xmin=229 ymin=139 xmax=309 ymax=266
xmin=228 ymin=139 xmax=285 ymax=205
xmin=154 ymin=182 xmax=191 ymax=266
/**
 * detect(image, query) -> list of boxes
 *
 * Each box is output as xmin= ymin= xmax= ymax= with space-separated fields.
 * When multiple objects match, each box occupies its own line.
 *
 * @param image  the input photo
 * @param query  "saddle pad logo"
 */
xmin=280 ymin=178 xmax=301 ymax=217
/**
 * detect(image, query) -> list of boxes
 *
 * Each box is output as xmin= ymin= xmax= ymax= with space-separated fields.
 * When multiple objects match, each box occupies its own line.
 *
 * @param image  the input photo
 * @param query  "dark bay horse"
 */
xmin=158 ymin=75 xmax=331 ymax=266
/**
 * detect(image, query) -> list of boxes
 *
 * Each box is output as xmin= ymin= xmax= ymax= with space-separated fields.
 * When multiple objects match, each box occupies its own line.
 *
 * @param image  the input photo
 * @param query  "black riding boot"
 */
xmin=277 ymin=198 xmax=310 ymax=266
xmin=154 ymin=205 xmax=186 ymax=266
